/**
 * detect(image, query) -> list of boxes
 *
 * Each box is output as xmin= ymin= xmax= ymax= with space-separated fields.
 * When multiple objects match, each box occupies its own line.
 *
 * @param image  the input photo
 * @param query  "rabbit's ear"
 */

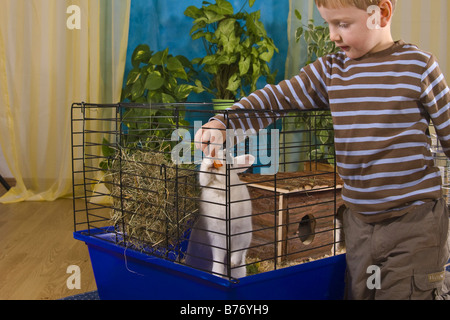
xmin=232 ymin=154 xmax=255 ymax=173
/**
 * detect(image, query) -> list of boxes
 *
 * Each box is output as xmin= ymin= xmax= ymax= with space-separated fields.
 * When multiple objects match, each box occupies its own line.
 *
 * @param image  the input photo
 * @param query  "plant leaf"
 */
xmin=239 ymin=56 xmax=250 ymax=76
xmin=174 ymin=84 xmax=195 ymax=101
xmin=131 ymin=44 xmax=151 ymax=68
xmin=150 ymin=48 xmax=169 ymax=66
xmin=226 ymin=73 xmax=240 ymax=92
xmin=125 ymin=69 xmax=141 ymax=86
xmin=101 ymin=138 xmax=115 ymax=157
xmin=161 ymin=93 xmax=176 ymax=103
xmin=184 ymin=6 xmax=202 ymax=19
xmin=144 ymin=73 xmax=165 ymax=91
xmin=202 ymin=55 xmax=217 ymax=65
xmin=167 ymin=56 xmax=184 ymax=71
xmin=211 ymin=0 xmax=234 ymax=15
xmin=204 ymin=9 xmax=226 ymax=24
xmin=259 ymin=46 xmax=274 ymax=62
xmin=131 ymin=78 xmax=145 ymax=101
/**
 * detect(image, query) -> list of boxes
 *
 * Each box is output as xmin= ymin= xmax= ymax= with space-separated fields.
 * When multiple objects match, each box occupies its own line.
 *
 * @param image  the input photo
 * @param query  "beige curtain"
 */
xmin=286 ymin=0 xmax=319 ymax=78
xmin=0 ymin=0 xmax=131 ymax=203
xmin=287 ymin=0 xmax=450 ymax=78
xmin=391 ymin=0 xmax=450 ymax=78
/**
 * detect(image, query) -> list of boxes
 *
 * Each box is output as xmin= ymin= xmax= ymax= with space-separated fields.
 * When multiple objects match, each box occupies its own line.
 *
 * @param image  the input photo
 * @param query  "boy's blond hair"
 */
xmin=315 ymin=0 xmax=396 ymax=11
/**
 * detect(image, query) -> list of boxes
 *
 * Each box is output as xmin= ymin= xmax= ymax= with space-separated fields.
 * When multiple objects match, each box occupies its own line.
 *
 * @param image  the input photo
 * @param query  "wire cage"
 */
xmin=71 ymin=102 xmax=345 ymax=281
xmin=430 ymin=127 xmax=450 ymax=206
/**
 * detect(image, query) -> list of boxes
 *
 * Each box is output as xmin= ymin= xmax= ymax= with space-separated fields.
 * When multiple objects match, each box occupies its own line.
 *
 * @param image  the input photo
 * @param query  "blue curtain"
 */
xmin=123 ymin=0 xmax=289 ymax=102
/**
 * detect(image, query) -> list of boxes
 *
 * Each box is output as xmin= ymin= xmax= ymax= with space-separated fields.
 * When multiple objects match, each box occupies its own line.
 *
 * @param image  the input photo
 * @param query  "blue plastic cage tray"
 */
xmin=74 ymin=228 xmax=347 ymax=300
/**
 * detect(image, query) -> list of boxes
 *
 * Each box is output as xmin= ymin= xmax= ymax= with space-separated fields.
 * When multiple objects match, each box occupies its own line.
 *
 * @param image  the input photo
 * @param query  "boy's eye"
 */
xmin=339 ymin=23 xmax=349 ymax=28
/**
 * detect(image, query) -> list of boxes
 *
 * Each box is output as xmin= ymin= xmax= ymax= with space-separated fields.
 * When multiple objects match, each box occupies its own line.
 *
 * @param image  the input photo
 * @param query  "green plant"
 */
xmin=120 ymin=45 xmax=198 ymax=148
xmin=121 ymin=44 xmax=198 ymax=103
xmin=294 ymin=10 xmax=338 ymax=65
xmin=101 ymin=45 xmax=199 ymax=168
xmin=292 ymin=10 xmax=340 ymax=165
xmin=184 ymin=0 xmax=279 ymax=100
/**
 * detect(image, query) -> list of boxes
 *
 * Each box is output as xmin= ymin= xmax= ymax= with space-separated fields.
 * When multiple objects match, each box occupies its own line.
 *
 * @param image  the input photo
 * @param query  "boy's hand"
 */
xmin=194 ymin=120 xmax=226 ymax=158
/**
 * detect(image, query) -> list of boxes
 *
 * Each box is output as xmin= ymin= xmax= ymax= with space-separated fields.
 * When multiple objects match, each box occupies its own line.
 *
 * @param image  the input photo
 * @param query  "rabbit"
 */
xmin=185 ymin=151 xmax=255 ymax=279
xmin=331 ymin=204 xmax=346 ymax=255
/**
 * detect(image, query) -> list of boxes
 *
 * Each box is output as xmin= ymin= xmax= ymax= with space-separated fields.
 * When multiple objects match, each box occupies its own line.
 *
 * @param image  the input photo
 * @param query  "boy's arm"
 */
xmin=214 ymin=59 xmax=330 ymax=133
xmin=195 ymin=58 xmax=330 ymax=155
xmin=421 ymin=55 xmax=450 ymax=158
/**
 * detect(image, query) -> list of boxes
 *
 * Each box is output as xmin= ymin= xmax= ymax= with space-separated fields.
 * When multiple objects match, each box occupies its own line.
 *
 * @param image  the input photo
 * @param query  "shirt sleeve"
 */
xmin=212 ymin=56 xmax=330 ymax=133
xmin=420 ymin=55 xmax=450 ymax=158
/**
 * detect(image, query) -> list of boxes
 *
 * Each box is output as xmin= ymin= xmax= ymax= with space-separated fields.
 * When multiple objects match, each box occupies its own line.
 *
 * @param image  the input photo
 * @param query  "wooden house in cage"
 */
xmin=241 ymin=170 xmax=345 ymax=264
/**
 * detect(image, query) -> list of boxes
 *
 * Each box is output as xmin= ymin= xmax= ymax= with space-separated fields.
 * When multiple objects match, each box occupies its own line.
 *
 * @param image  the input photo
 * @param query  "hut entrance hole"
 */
xmin=297 ymin=214 xmax=316 ymax=245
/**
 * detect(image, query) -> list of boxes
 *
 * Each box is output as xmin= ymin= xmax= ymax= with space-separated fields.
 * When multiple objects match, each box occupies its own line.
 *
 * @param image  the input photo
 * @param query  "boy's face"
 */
xmin=317 ymin=4 xmax=389 ymax=59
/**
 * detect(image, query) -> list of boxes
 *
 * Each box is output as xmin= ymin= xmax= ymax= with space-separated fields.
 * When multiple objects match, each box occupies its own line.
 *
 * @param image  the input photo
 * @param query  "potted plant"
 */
xmin=97 ymin=45 xmax=200 ymax=202
xmin=121 ymin=44 xmax=197 ymax=104
xmin=184 ymin=0 xmax=279 ymax=109
xmin=284 ymin=10 xmax=338 ymax=170
xmin=120 ymin=44 xmax=199 ymax=151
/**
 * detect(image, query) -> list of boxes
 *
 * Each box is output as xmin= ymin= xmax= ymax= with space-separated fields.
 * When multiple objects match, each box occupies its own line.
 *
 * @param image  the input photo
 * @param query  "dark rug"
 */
xmin=61 ymin=290 xmax=100 ymax=300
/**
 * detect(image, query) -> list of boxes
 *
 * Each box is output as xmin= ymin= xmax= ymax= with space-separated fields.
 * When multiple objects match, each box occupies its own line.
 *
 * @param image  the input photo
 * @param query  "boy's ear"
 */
xmin=379 ymin=0 xmax=393 ymax=28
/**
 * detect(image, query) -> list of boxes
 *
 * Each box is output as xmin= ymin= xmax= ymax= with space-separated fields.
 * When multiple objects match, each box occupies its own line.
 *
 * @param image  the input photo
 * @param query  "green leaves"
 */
xmin=295 ymin=12 xmax=339 ymax=65
xmin=186 ymin=0 xmax=279 ymax=100
xmin=122 ymin=45 xmax=196 ymax=104
xmin=131 ymin=44 xmax=152 ymax=68
xmin=119 ymin=57 xmax=195 ymax=152
xmin=145 ymin=73 xmax=164 ymax=91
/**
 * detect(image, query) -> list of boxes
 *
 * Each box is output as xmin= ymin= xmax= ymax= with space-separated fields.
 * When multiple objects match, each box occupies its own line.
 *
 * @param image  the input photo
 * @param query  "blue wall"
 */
xmin=123 ymin=0 xmax=289 ymax=102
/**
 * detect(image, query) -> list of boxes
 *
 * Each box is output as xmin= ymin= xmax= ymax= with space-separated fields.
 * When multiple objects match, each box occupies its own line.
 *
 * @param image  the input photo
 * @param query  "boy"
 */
xmin=195 ymin=0 xmax=450 ymax=299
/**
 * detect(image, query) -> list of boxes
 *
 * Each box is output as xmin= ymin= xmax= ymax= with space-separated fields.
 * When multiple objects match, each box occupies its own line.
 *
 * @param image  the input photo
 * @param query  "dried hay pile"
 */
xmin=109 ymin=149 xmax=199 ymax=253
xmin=246 ymin=248 xmax=346 ymax=275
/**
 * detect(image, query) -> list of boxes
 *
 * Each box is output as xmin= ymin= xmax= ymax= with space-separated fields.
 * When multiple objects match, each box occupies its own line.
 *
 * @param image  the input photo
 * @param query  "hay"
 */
xmin=246 ymin=249 xmax=346 ymax=275
xmin=109 ymin=149 xmax=199 ymax=253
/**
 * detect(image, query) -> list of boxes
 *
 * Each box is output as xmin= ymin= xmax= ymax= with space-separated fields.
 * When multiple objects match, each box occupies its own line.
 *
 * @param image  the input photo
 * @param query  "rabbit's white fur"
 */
xmin=185 ymin=153 xmax=254 ymax=279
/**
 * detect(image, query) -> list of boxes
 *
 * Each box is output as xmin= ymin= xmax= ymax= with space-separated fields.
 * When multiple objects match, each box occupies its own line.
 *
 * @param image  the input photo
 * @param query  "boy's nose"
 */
xmin=328 ymin=27 xmax=341 ymax=42
xmin=329 ymin=31 xmax=341 ymax=42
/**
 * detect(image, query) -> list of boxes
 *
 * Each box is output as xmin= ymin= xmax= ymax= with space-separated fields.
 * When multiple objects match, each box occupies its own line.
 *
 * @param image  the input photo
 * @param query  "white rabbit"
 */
xmin=185 ymin=151 xmax=255 ymax=279
xmin=331 ymin=204 xmax=346 ymax=255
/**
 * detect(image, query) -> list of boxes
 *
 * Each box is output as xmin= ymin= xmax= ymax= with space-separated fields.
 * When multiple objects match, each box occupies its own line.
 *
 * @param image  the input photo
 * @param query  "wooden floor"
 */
xmin=0 ymin=185 xmax=97 ymax=300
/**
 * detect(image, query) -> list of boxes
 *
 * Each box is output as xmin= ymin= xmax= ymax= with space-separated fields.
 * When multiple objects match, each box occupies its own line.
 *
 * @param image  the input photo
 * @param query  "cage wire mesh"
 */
xmin=71 ymin=102 xmax=345 ymax=280
xmin=430 ymin=127 xmax=450 ymax=206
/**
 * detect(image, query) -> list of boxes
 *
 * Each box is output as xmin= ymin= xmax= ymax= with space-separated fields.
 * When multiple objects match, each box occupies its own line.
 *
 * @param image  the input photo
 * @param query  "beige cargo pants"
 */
xmin=344 ymin=199 xmax=450 ymax=300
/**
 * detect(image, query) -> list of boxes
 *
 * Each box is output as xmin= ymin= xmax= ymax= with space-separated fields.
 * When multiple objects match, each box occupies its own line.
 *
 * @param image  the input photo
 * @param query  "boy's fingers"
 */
xmin=194 ymin=121 xmax=227 ymax=157
xmin=194 ymin=128 xmax=210 ymax=151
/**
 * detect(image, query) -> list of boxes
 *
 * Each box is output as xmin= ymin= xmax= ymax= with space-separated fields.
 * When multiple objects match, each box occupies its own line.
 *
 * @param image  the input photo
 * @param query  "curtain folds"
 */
xmin=390 ymin=0 xmax=450 ymax=78
xmin=0 ymin=0 xmax=130 ymax=203
xmin=285 ymin=0 xmax=324 ymax=78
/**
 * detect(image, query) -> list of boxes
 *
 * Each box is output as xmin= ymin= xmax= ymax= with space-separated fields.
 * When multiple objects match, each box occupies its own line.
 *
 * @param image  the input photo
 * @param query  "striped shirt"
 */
xmin=213 ymin=40 xmax=450 ymax=222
